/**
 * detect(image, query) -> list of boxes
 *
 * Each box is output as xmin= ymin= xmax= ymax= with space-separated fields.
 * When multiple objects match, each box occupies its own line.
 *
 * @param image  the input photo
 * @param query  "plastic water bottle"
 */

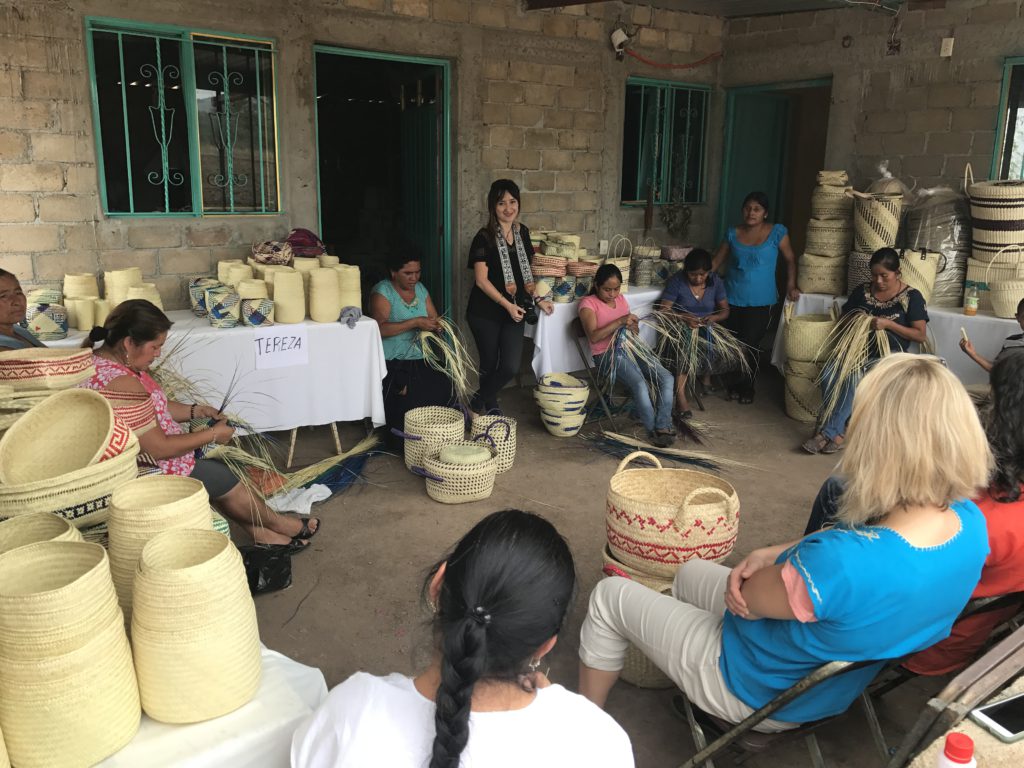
xmin=963 ymin=284 xmax=979 ymax=316
xmin=936 ymin=732 xmax=976 ymax=768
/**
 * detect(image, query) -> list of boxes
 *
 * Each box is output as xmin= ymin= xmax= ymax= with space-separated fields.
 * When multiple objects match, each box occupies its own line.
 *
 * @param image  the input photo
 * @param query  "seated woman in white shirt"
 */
xmin=291 ymin=509 xmax=634 ymax=768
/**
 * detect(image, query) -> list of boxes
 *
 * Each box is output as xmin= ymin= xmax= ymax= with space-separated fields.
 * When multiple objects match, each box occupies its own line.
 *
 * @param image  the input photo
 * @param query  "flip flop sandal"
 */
xmin=820 ymin=439 xmax=843 ymax=455
xmin=801 ymin=435 xmax=829 ymax=455
xmin=252 ymin=539 xmax=310 ymax=557
xmin=291 ymin=516 xmax=321 ymax=542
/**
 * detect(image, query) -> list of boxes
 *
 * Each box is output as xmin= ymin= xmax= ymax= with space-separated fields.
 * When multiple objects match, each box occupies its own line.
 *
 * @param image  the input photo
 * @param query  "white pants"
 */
xmin=579 ymin=559 xmax=796 ymax=733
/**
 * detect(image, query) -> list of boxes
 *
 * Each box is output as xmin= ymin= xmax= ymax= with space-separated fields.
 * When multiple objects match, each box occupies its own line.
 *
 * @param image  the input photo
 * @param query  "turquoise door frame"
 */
xmin=312 ymin=45 xmax=453 ymax=314
xmin=717 ymin=78 xmax=833 ymax=242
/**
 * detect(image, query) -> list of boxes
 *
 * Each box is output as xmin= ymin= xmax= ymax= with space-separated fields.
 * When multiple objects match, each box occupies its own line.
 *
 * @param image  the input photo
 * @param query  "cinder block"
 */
xmin=392 ymin=0 xmax=429 ymax=17
xmin=185 ymin=225 xmax=232 ymax=247
xmin=126 ymin=226 xmax=182 ymax=249
xmin=0 ymin=224 xmax=59 ymax=252
xmin=22 ymin=70 xmax=75 ymax=102
xmin=488 ymin=125 xmax=524 ymax=148
xmin=667 ymin=32 xmax=694 ymax=52
xmin=541 ymin=192 xmax=573 ymax=211
xmin=637 ymin=28 xmax=666 ymax=48
xmin=951 ymin=108 xmax=997 ymax=132
xmin=38 ymin=194 xmax=97 ymax=222
xmin=99 ymin=248 xmax=158 ymax=275
xmin=524 ymin=171 xmax=555 ymax=191
xmin=574 ymin=152 xmax=603 ymax=171
xmin=906 ymin=109 xmax=951 ymax=134
xmin=488 ymin=81 xmax=524 ymax=104
xmin=541 ymin=150 xmax=573 ymax=171
xmin=0 ymin=253 xmax=33 ymax=279
xmin=344 ymin=0 xmax=385 ymax=10
xmin=558 ymin=130 xmax=589 ymax=150
xmin=572 ymin=191 xmax=598 ymax=210
xmin=159 ymin=248 xmax=213 ymax=275
xmin=541 ymin=15 xmax=576 ymax=38
xmin=525 ymin=129 xmax=557 ymax=149
xmin=472 ymin=4 xmax=505 ymax=27
xmin=0 ymin=194 xmax=34 ymax=223
xmin=970 ymin=2 xmax=1018 ymax=24
xmin=552 ymin=212 xmax=585 ymax=231
xmin=558 ymin=89 xmax=588 ymax=110
xmin=574 ymin=111 xmax=603 ymax=132
xmin=481 ymin=148 xmax=508 ymax=169
xmin=575 ymin=18 xmax=603 ymax=42
xmin=482 ymin=60 xmax=509 ymax=80
xmin=63 ymin=165 xmax=98 ymax=195
xmin=863 ymin=111 xmax=907 ymax=133
xmin=901 ymin=155 xmax=944 ymax=178
xmin=882 ymin=132 xmax=927 ymax=155
xmin=509 ymin=104 xmax=543 ymax=127
xmin=510 ymin=62 xmax=547 ymax=84
xmin=31 ymin=133 xmax=89 ymax=164
xmin=33 ymin=251 xmax=99 ymax=280
xmin=544 ymin=109 xmax=572 ymax=130
xmin=523 ymin=83 xmax=558 ymax=106
xmin=0 ymin=130 xmax=28 ymax=161
xmin=555 ymin=171 xmax=587 ymax=191
xmin=433 ymin=0 xmax=469 ymax=24
xmin=0 ymin=162 xmax=63 ymax=192
xmin=972 ymin=84 xmax=1002 ymax=108
xmin=926 ymin=131 xmax=973 ymax=155
xmin=509 ymin=149 xmax=541 ymax=170
xmin=507 ymin=9 xmax=543 ymax=32
xmin=482 ymin=102 xmax=508 ymax=125
xmin=543 ymin=65 xmax=575 ymax=88
xmin=62 ymin=223 xmax=98 ymax=250
xmin=927 ymin=84 xmax=971 ymax=108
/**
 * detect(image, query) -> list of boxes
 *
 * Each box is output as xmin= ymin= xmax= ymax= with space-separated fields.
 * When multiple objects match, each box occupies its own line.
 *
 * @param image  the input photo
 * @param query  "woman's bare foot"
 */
xmin=249 ymin=526 xmax=305 ymax=547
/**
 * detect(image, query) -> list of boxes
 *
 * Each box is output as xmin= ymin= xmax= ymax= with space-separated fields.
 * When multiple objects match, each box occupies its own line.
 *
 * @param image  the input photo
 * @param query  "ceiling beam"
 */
xmin=524 ymin=0 xmax=606 ymax=10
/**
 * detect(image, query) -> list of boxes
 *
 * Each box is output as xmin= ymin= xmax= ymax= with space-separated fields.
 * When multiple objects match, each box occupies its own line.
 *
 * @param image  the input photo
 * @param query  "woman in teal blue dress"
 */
xmin=369 ymin=248 xmax=454 ymax=434
xmin=712 ymin=192 xmax=799 ymax=404
xmin=0 ymin=270 xmax=46 ymax=350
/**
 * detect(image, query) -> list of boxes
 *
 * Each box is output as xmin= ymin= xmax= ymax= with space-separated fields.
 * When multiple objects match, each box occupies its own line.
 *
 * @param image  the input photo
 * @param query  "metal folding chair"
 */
xmin=569 ymin=317 xmax=622 ymax=430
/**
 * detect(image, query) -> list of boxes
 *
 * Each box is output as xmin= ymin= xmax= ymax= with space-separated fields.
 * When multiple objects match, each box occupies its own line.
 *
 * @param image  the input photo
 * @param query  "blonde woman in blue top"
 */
xmin=370 ymin=247 xmax=453 ymax=435
xmin=712 ymin=192 xmax=799 ymax=404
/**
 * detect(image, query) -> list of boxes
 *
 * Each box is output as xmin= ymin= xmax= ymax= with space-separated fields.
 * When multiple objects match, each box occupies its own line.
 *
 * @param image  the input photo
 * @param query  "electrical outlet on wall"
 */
xmin=599 ymin=239 xmax=609 ymax=256
xmin=940 ymin=37 xmax=954 ymax=57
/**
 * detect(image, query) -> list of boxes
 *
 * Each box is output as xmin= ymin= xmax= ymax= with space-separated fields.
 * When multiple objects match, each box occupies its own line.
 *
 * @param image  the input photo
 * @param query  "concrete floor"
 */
xmin=255 ymin=366 xmax=941 ymax=768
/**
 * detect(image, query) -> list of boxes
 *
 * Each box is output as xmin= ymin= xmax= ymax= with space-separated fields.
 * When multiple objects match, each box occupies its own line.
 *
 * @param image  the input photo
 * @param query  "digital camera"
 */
xmin=515 ymin=293 xmax=539 ymax=325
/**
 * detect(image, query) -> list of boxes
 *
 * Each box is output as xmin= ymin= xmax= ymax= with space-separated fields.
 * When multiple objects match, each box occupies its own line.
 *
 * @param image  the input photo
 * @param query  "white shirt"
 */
xmin=291 ymin=672 xmax=634 ymax=768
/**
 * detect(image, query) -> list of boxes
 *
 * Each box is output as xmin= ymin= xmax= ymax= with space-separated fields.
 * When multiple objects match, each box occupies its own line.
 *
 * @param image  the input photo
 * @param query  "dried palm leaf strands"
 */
xmin=815 ymin=310 xmax=896 ymax=426
xmin=419 ymin=316 xmax=478 ymax=407
xmin=641 ymin=310 xmax=751 ymax=380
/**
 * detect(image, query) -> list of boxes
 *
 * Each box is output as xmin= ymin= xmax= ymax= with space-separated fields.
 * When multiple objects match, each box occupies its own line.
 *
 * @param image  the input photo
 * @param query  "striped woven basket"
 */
xmin=206 ymin=288 xmax=240 ymax=329
xmin=469 ymin=415 xmax=516 ymax=474
xmin=805 ymin=219 xmax=853 ymax=258
xmin=566 ymin=260 xmax=599 ymax=277
xmin=188 ymin=278 xmax=220 ymax=317
xmin=817 ymin=170 xmax=849 ymax=186
xmin=629 ymin=257 xmax=655 ymax=286
xmin=810 ymin=185 xmax=854 ymax=220
xmin=965 ymin=163 xmax=1024 ymax=263
xmin=241 ymin=298 xmax=275 ymax=326
xmin=0 ymin=348 xmax=94 ymax=391
xmin=900 ymin=249 xmax=942 ymax=304
xmin=398 ymin=406 xmax=465 ymax=471
xmin=783 ymin=303 xmax=837 ymax=363
xmin=798 ymin=253 xmax=847 ymax=295
xmin=551 ymin=276 xmax=577 ymax=303
xmin=606 ymin=452 xmax=740 ymax=578
xmin=847 ymin=251 xmax=873 ymax=295
xmin=985 ymin=246 xmax=1024 ymax=318
xmin=784 ymin=363 xmax=822 ymax=423
xmin=24 ymin=303 xmax=68 ymax=342
xmin=539 ymin=408 xmax=587 ymax=437
xmin=850 ymin=190 xmax=903 ymax=252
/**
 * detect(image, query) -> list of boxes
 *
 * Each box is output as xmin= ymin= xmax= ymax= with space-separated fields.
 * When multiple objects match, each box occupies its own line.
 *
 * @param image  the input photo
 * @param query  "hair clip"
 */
xmin=470 ymin=606 xmax=491 ymax=626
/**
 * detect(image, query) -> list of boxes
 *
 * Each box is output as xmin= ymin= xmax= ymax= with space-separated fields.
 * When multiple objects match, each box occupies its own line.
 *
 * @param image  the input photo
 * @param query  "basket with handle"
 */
xmin=395 ymin=406 xmax=465 ymax=470
xmin=469 ymin=415 xmax=516 ymax=473
xmin=783 ymin=302 xmax=837 ymax=363
xmin=412 ymin=440 xmax=499 ymax=504
xmin=964 ymin=163 xmax=1024 ymax=262
xmin=848 ymin=190 xmax=902 ymax=252
xmin=985 ymin=245 xmax=1024 ymax=318
xmin=966 ymin=256 xmax=1020 ymax=311
xmin=606 ymin=451 xmax=740 ymax=579
xmin=899 ymin=249 xmax=942 ymax=304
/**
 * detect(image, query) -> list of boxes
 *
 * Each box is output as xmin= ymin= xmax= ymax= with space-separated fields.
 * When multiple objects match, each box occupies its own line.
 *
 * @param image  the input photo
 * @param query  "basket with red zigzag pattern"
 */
xmin=606 ymin=451 xmax=740 ymax=579
xmin=0 ymin=348 xmax=94 ymax=391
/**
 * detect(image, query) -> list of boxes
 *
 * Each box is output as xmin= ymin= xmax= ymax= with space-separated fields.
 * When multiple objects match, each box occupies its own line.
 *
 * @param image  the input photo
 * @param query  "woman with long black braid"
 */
xmin=291 ymin=509 xmax=633 ymax=767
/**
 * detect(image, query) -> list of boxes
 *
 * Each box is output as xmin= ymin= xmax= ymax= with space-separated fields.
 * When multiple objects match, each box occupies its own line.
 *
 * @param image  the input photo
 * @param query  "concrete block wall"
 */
xmin=723 ymin=0 xmax=1016 ymax=194
xmin=0 ymin=0 xmax=724 ymax=310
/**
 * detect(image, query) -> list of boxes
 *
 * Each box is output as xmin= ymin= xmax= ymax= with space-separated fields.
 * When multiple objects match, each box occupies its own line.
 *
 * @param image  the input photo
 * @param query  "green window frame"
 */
xmin=85 ymin=17 xmax=281 ymax=217
xmin=621 ymin=77 xmax=709 ymax=206
xmin=993 ymin=56 xmax=1024 ymax=180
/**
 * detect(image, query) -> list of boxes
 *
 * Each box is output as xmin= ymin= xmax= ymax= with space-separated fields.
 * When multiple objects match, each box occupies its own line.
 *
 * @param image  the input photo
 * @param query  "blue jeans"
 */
xmin=804 ymin=475 xmax=845 ymax=535
xmin=596 ymin=351 xmax=674 ymax=432
xmin=819 ymin=359 xmax=877 ymax=441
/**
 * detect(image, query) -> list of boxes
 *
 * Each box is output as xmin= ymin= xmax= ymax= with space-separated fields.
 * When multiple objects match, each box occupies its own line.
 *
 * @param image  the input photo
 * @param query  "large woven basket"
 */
xmin=784 ymin=363 xmax=822 ymax=423
xmin=309 ymin=267 xmax=342 ymax=323
xmin=126 ymin=283 xmax=163 ymax=310
xmin=469 ymin=415 xmax=516 ymax=473
xmin=798 ymin=253 xmax=847 ymax=295
xmin=966 ymin=256 xmax=1021 ymax=312
xmin=0 ymin=347 xmax=93 ymax=391
xmin=0 ymin=541 xmax=140 ymax=767
xmin=418 ymin=441 xmax=499 ymax=504
xmin=985 ymin=246 xmax=1024 ymax=318
xmin=850 ymin=190 xmax=902 ymax=252
xmin=108 ymin=476 xmax=213 ymax=624
xmin=63 ymin=273 xmax=99 ymax=301
xmin=965 ymin=163 xmax=1024 ymax=262
xmin=783 ymin=304 xmax=836 ymax=363
xmin=606 ymin=451 xmax=740 ymax=578
xmin=0 ymin=432 xmax=140 ymax=529
xmin=273 ymin=270 xmax=306 ymax=323
xmin=0 ymin=389 xmax=130 ymax=485
xmin=847 ymin=251 xmax=872 ymax=295
xmin=900 ymin=249 xmax=942 ymax=304
xmin=0 ymin=511 xmax=83 ymax=555
xmin=399 ymin=406 xmax=465 ymax=470
xmin=804 ymin=219 xmax=853 ymax=258
xmin=132 ymin=529 xmax=261 ymax=723
xmin=810 ymin=185 xmax=854 ymax=220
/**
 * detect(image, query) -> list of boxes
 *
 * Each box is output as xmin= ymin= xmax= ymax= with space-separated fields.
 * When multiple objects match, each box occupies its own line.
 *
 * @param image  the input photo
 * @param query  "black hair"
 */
xmin=81 ymin=299 xmax=172 ymax=350
xmin=589 ymin=263 xmax=623 ymax=296
xmin=870 ymin=247 xmax=901 ymax=273
xmin=988 ymin=352 xmax=1024 ymax=503
xmin=426 ymin=509 xmax=576 ymax=768
xmin=683 ymin=248 xmax=712 ymax=273
xmin=0 ymin=269 xmax=16 ymax=282
xmin=385 ymin=239 xmax=424 ymax=274
xmin=741 ymin=191 xmax=770 ymax=215
xmin=484 ymin=179 xmax=522 ymax=246
xmin=1016 ymin=297 xmax=1024 ymax=317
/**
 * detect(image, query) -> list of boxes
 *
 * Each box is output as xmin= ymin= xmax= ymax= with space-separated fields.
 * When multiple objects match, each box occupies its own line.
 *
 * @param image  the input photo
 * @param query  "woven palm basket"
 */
xmin=66 ymin=297 xmax=98 ymax=332
xmin=309 ymin=268 xmax=342 ymax=323
xmin=805 ymin=218 xmax=853 ymax=258
xmin=850 ymin=191 xmax=903 ymax=252
xmin=540 ymin=408 xmax=587 ymax=437
xmin=205 ymin=287 xmax=240 ymax=329
xmin=900 ymin=249 xmax=941 ymax=304
xmin=63 ymin=273 xmax=99 ymax=301
xmin=469 ymin=415 xmax=516 ymax=473
xmin=551 ymin=276 xmax=577 ymax=303
xmin=216 ymin=259 xmax=243 ymax=284
xmin=566 ymin=259 xmax=599 ymax=277
xmin=783 ymin=304 xmax=836 ymax=363
xmin=0 ymin=347 xmax=93 ymax=391
xmin=574 ymin=276 xmax=593 ymax=299
xmin=965 ymin=164 xmax=1024 ymax=262
xmin=633 ymin=244 xmax=661 ymax=259
xmin=817 ymin=170 xmax=849 ymax=186
xmin=132 ymin=529 xmax=261 ymax=724
xmin=103 ymin=267 xmax=143 ymax=308
xmin=24 ymin=303 xmax=68 ymax=342
xmin=985 ymin=247 xmax=1024 ymax=318
xmin=26 ymin=288 xmax=62 ymax=306
xmin=606 ymin=451 xmax=740 ymax=578
xmin=108 ymin=476 xmax=213 ymax=624
xmin=966 ymin=257 xmax=1021 ymax=312
xmin=630 ymin=257 xmax=655 ymax=286
xmin=237 ymin=278 xmax=269 ymax=301
xmin=538 ymin=372 xmax=588 ymax=392
xmin=126 ymin=283 xmax=163 ymax=310
xmin=0 ymin=541 xmax=140 ymax=767
xmin=0 ymin=724 xmax=8 ymax=768
xmin=241 ymin=298 xmax=275 ymax=326
xmin=251 ymin=241 xmax=292 ymax=266
xmin=810 ymin=185 xmax=854 ymax=220
xmin=400 ymin=406 xmax=465 ymax=470
xmin=420 ymin=441 xmax=499 ymax=504
xmin=0 ymin=432 xmax=140 ymax=529
xmin=847 ymin=251 xmax=872 ymax=295
xmin=0 ymin=511 xmax=83 ymax=555
xmin=784 ymin=363 xmax=822 ymax=423
xmin=318 ymin=254 xmax=340 ymax=268
xmin=600 ymin=545 xmax=674 ymax=689
xmin=534 ymin=389 xmax=589 ymax=413
xmin=798 ymin=253 xmax=847 ymax=295
xmin=273 ymin=271 xmax=306 ymax=323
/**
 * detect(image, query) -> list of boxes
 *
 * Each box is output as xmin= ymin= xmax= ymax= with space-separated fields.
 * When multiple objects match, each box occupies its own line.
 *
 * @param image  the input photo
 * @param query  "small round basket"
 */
xmin=399 ymin=406 xmax=466 ymax=471
xmin=188 ymin=277 xmax=221 ymax=317
xmin=417 ymin=441 xmax=499 ymax=504
xmin=206 ymin=287 xmax=241 ymax=329
xmin=783 ymin=304 xmax=836 ymax=363
xmin=0 ymin=511 xmax=83 ymax=555
xmin=540 ymin=409 xmax=587 ymax=437
xmin=469 ymin=415 xmax=516 ymax=474
xmin=241 ymin=298 xmax=275 ymax=326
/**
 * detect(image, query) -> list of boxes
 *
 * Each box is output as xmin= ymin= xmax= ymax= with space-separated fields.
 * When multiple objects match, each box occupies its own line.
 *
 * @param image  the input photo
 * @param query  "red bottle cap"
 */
xmin=943 ymin=732 xmax=974 ymax=763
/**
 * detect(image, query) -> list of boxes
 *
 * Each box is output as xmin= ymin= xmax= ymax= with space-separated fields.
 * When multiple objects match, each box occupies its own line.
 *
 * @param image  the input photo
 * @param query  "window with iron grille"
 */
xmin=621 ymin=78 xmax=709 ymax=206
xmin=86 ymin=18 xmax=279 ymax=216
xmin=996 ymin=59 xmax=1024 ymax=180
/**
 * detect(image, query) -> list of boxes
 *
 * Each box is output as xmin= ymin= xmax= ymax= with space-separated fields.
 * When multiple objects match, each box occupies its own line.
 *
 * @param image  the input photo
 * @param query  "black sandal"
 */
xmin=291 ymin=516 xmax=321 ymax=542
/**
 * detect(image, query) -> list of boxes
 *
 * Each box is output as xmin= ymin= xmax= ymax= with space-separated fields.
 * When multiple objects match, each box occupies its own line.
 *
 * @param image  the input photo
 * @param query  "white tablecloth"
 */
xmin=51 ymin=312 xmax=387 ymax=431
xmin=770 ymin=293 xmax=1020 ymax=387
xmin=98 ymin=647 xmax=327 ymax=768
xmin=526 ymin=286 xmax=663 ymax=377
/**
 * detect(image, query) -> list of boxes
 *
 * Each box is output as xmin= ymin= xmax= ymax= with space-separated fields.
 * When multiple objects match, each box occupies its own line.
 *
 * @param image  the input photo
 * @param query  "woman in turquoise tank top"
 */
xmin=369 ymin=247 xmax=453 ymax=434
xmin=712 ymin=192 xmax=799 ymax=404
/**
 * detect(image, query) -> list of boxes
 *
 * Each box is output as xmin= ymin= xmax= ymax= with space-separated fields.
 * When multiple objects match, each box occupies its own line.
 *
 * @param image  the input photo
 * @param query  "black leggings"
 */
xmin=723 ymin=305 xmax=773 ymax=398
xmin=467 ymin=313 xmax=524 ymax=411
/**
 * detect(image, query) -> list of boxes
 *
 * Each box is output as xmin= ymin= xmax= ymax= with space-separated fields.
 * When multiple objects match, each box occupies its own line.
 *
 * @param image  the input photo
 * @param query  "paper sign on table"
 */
xmin=253 ymin=326 xmax=309 ymax=369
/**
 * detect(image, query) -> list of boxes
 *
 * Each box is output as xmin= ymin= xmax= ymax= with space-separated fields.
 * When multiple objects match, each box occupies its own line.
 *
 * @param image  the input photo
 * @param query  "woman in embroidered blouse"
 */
xmin=579 ymin=354 xmax=991 ymax=734
xmin=712 ymin=192 xmax=799 ymax=404
xmin=370 ymin=246 xmax=453 ymax=434
xmin=802 ymin=248 xmax=929 ymax=455
xmin=81 ymin=300 xmax=318 ymax=550
xmin=465 ymin=179 xmax=553 ymax=414
xmin=0 ymin=270 xmax=46 ymax=350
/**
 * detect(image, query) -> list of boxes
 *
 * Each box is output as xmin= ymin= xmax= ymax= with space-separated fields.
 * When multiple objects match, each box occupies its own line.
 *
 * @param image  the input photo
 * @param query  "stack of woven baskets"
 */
xmin=799 ymin=170 xmax=853 ymax=296
xmin=629 ymin=240 xmax=661 ymax=288
xmin=603 ymin=451 xmax=740 ymax=687
xmin=964 ymin=164 xmax=1024 ymax=315
xmin=532 ymin=232 xmax=597 ymax=304
xmin=534 ymin=373 xmax=589 ymax=437
xmin=782 ymin=304 xmax=836 ymax=423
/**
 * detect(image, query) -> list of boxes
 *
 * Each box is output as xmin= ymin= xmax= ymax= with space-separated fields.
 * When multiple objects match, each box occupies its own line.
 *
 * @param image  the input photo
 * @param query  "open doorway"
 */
xmin=314 ymin=47 xmax=451 ymax=312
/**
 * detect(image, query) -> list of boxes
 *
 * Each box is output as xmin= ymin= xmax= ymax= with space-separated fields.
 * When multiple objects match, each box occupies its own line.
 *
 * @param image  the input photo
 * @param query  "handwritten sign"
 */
xmin=253 ymin=326 xmax=309 ymax=370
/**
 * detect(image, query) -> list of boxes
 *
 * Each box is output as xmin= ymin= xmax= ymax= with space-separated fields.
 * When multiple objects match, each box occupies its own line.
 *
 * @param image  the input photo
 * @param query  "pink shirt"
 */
xmin=578 ymin=294 xmax=629 ymax=356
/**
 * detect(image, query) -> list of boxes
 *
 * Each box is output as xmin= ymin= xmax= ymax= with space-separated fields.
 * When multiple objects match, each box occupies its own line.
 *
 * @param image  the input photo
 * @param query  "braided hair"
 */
xmin=426 ymin=509 xmax=576 ymax=768
xmin=988 ymin=351 xmax=1024 ymax=502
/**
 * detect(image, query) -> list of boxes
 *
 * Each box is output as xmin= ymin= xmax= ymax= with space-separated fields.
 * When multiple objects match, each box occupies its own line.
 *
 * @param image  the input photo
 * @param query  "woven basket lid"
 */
xmin=236 ymin=278 xmax=269 ymax=300
xmin=0 ymin=512 xmax=83 ymax=555
xmin=273 ymin=271 xmax=306 ymax=323
xmin=0 ymin=389 xmax=128 ymax=485
xmin=131 ymin=529 xmax=262 ymax=723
